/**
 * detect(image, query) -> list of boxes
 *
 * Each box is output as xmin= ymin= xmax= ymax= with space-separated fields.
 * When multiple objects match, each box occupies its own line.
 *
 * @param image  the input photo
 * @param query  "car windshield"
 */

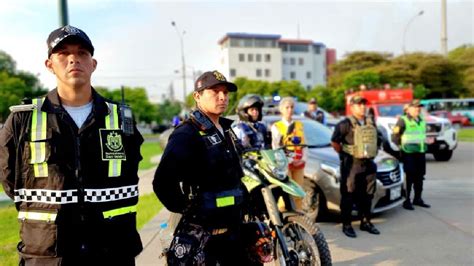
xmin=377 ymin=104 xmax=405 ymax=117
xmin=301 ymin=120 xmax=332 ymax=147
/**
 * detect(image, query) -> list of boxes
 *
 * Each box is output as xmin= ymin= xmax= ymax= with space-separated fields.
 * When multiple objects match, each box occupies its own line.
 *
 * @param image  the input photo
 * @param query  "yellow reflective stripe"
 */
xmin=103 ymin=205 xmax=137 ymax=219
xmin=18 ymin=211 xmax=57 ymax=222
xmin=216 ymin=196 xmax=235 ymax=208
xmin=105 ymin=103 xmax=121 ymax=177
xmin=30 ymin=142 xmax=46 ymax=164
xmin=199 ymin=131 xmax=206 ymax=136
xmin=33 ymin=162 xmax=48 ymax=177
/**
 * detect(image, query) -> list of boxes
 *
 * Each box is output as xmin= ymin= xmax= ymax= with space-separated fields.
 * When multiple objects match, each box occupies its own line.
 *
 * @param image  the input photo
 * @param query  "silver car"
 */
xmin=262 ymin=116 xmax=404 ymax=220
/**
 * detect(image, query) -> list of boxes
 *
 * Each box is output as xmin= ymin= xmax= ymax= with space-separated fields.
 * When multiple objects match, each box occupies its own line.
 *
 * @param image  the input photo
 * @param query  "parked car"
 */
xmin=261 ymin=116 xmax=404 ymax=220
xmin=430 ymin=110 xmax=470 ymax=129
xmin=160 ymin=115 xmax=405 ymax=221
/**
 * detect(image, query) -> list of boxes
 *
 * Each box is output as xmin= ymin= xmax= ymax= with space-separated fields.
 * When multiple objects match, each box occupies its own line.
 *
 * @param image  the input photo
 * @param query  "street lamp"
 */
xmin=402 ymin=10 xmax=424 ymax=54
xmin=171 ymin=21 xmax=187 ymax=102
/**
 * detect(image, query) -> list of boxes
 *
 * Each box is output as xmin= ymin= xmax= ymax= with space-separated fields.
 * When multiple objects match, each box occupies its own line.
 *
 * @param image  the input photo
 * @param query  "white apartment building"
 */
xmin=218 ymin=33 xmax=327 ymax=90
xmin=219 ymin=33 xmax=282 ymax=82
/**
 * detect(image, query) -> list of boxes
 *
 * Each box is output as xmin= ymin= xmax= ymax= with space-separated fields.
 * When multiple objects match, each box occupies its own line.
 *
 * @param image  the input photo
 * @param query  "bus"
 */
xmin=421 ymin=98 xmax=474 ymax=123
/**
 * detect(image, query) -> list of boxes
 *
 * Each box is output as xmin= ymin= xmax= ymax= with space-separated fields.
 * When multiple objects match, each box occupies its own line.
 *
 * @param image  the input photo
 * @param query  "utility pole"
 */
xmin=441 ymin=0 xmax=448 ymax=56
xmin=59 ymin=0 xmax=69 ymax=26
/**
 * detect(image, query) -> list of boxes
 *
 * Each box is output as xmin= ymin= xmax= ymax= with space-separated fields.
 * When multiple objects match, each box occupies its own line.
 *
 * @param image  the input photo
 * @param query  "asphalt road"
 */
xmin=319 ymin=142 xmax=474 ymax=265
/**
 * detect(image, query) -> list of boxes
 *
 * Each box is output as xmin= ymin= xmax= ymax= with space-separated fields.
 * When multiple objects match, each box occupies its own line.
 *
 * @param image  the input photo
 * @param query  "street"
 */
xmin=319 ymin=142 xmax=474 ymax=265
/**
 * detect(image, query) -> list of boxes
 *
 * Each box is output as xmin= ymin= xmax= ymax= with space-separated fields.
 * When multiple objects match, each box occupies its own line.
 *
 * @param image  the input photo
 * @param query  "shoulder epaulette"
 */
xmin=9 ymin=103 xmax=37 ymax=113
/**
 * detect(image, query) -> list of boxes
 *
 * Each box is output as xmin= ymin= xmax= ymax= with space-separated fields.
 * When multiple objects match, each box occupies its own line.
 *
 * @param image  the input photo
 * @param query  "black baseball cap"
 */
xmin=47 ymin=25 xmax=94 ymax=57
xmin=194 ymin=71 xmax=237 ymax=92
xmin=350 ymin=95 xmax=368 ymax=105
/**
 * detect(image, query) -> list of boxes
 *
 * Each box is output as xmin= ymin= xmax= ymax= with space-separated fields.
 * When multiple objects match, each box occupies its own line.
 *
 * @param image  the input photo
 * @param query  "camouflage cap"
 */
xmin=350 ymin=95 xmax=368 ymax=105
xmin=408 ymin=99 xmax=423 ymax=107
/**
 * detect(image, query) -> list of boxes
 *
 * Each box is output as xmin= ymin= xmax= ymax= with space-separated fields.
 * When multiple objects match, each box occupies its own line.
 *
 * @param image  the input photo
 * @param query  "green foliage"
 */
xmin=156 ymin=100 xmax=182 ymax=124
xmin=0 ymin=203 xmax=19 ymax=266
xmin=413 ymin=84 xmax=428 ymax=99
xmin=139 ymin=142 xmax=163 ymax=171
xmin=458 ymin=128 xmax=474 ymax=142
xmin=136 ymin=193 xmax=163 ymax=230
xmin=343 ymin=70 xmax=381 ymax=89
xmin=448 ymin=45 xmax=474 ymax=96
xmin=0 ymin=50 xmax=47 ymax=123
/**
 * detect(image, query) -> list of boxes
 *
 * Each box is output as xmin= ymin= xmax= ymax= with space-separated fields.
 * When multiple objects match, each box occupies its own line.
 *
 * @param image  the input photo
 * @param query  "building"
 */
xmin=218 ymin=32 xmax=331 ymax=90
xmin=218 ymin=33 xmax=282 ymax=82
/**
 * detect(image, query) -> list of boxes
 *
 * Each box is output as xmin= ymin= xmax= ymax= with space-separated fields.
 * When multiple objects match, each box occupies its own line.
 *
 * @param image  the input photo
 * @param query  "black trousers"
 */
xmin=402 ymin=152 xmax=426 ymax=201
xmin=340 ymin=172 xmax=374 ymax=225
xmin=20 ymin=255 xmax=136 ymax=266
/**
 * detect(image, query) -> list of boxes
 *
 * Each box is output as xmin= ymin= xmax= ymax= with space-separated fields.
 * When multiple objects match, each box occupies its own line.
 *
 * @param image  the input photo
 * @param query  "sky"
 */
xmin=0 ymin=0 xmax=472 ymax=102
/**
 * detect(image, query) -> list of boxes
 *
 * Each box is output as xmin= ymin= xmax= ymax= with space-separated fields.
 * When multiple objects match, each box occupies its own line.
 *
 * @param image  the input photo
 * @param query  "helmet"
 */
xmin=237 ymin=94 xmax=264 ymax=122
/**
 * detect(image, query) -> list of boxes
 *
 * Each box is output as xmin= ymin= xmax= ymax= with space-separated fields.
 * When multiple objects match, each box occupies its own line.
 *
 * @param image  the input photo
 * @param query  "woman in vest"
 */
xmin=270 ymin=97 xmax=306 ymax=210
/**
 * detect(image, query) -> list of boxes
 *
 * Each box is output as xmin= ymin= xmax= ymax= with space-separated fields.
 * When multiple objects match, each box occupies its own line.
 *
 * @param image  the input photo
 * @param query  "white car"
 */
xmin=376 ymin=106 xmax=457 ymax=161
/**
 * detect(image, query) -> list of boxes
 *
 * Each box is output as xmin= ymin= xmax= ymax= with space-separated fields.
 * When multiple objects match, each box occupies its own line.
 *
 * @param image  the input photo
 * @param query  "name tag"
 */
xmin=99 ymin=129 xmax=126 ymax=161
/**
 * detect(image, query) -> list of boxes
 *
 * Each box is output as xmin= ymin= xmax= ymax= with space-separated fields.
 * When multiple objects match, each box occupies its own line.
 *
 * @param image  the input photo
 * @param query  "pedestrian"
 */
xmin=153 ymin=71 xmax=261 ymax=265
xmin=0 ymin=25 xmax=143 ymax=265
xmin=304 ymin=97 xmax=326 ymax=125
xmin=392 ymin=99 xmax=431 ymax=210
xmin=232 ymin=94 xmax=269 ymax=150
xmin=271 ymin=97 xmax=306 ymax=210
xmin=331 ymin=95 xmax=382 ymax=238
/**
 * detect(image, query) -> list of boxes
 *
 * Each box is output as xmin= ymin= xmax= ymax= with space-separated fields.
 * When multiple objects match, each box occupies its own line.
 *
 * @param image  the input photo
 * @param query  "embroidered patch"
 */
xmin=207 ymin=133 xmax=222 ymax=145
xmin=99 ymin=129 xmax=126 ymax=160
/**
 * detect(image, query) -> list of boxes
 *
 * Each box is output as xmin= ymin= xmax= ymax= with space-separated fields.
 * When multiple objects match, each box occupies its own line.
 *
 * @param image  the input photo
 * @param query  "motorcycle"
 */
xmin=241 ymin=146 xmax=332 ymax=266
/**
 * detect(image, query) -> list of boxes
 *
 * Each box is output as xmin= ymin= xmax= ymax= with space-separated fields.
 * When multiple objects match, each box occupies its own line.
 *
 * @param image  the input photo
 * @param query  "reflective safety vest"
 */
xmin=30 ymin=98 xmax=48 ymax=177
xmin=105 ymin=102 xmax=122 ymax=177
xmin=274 ymin=120 xmax=305 ymax=162
xmin=343 ymin=116 xmax=378 ymax=159
xmin=401 ymin=115 xmax=426 ymax=153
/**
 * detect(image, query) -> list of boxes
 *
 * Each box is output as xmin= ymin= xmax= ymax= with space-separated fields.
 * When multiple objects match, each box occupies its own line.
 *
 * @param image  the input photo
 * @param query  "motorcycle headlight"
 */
xmin=321 ymin=162 xmax=340 ymax=181
xmin=270 ymin=166 xmax=288 ymax=181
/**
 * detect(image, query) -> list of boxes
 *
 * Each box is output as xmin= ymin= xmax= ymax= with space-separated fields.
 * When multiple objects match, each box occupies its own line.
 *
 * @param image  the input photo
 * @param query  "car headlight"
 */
xmin=377 ymin=158 xmax=399 ymax=172
xmin=321 ymin=162 xmax=340 ymax=181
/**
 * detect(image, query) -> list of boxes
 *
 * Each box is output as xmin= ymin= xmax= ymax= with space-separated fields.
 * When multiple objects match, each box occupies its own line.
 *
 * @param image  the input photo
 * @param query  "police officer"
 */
xmin=0 ymin=26 xmax=143 ymax=265
xmin=304 ymin=98 xmax=326 ymax=125
xmin=271 ymin=97 xmax=306 ymax=210
xmin=232 ymin=94 xmax=269 ymax=150
xmin=392 ymin=99 xmax=431 ymax=210
xmin=331 ymin=95 xmax=381 ymax=238
xmin=153 ymin=71 xmax=258 ymax=265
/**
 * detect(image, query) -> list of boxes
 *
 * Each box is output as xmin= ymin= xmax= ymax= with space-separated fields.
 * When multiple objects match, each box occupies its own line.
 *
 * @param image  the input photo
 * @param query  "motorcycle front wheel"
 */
xmin=278 ymin=214 xmax=332 ymax=266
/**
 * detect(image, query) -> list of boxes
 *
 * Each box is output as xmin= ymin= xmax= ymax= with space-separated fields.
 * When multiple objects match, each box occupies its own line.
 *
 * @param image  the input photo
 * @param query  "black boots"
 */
xmin=403 ymin=200 xmax=415 ymax=210
xmin=413 ymin=199 xmax=431 ymax=208
xmin=342 ymin=224 xmax=357 ymax=238
xmin=360 ymin=221 xmax=380 ymax=235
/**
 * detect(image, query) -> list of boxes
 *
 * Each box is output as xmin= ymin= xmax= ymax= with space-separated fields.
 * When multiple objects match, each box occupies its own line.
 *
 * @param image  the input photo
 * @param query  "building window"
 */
xmin=306 ymin=71 xmax=311 ymax=79
xmin=289 ymin=44 xmax=309 ymax=52
xmin=314 ymin=45 xmax=321 ymax=54
xmin=230 ymin=39 xmax=240 ymax=47
xmin=256 ymin=54 xmax=262 ymax=62
xmin=244 ymin=39 xmax=253 ymax=47
xmin=230 ymin=69 xmax=236 ymax=77
xmin=290 ymin=58 xmax=295 ymax=65
xmin=299 ymin=58 xmax=304 ymax=65
xmin=290 ymin=72 xmax=296 ymax=79
xmin=256 ymin=69 xmax=262 ymax=77
xmin=282 ymin=58 xmax=287 ymax=64
xmin=265 ymin=54 xmax=271 ymax=62
xmin=306 ymin=85 xmax=311 ymax=90
xmin=239 ymin=54 xmax=245 ymax=62
xmin=265 ymin=69 xmax=271 ymax=77
xmin=248 ymin=54 xmax=254 ymax=62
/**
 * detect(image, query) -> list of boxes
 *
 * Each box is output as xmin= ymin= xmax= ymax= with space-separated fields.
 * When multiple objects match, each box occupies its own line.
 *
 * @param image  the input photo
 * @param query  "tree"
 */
xmin=448 ymin=45 xmax=474 ymax=96
xmin=0 ymin=50 xmax=16 ymax=74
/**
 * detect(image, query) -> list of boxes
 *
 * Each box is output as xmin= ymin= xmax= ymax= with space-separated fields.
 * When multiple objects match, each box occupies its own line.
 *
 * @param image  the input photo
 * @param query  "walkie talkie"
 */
xmin=120 ymin=86 xmax=134 ymax=136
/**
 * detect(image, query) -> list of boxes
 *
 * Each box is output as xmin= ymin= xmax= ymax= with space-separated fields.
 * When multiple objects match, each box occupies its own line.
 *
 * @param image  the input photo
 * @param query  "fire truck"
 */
xmin=345 ymin=89 xmax=458 ymax=161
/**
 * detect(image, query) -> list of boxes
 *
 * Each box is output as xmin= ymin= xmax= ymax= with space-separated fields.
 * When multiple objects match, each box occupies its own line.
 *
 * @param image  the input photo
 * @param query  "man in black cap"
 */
xmin=331 ymin=95 xmax=382 ymax=238
xmin=392 ymin=99 xmax=431 ymax=210
xmin=0 ymin=25 xmax=143 ymax=265
xmin=154 ymin=71 xmax=260 ymax=265
xmin=304 ymin=98 xmax=326 ymax=125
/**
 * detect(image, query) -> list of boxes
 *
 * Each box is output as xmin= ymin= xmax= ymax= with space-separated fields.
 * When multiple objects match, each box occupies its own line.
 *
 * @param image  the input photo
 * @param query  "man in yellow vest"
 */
xmin=271 ymin=97 xmax=306 ymax=210
xmin=392 ymin=99 xmax=431 ymax=210
xmin=0 ymin=25 xmax=143 ymax=265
